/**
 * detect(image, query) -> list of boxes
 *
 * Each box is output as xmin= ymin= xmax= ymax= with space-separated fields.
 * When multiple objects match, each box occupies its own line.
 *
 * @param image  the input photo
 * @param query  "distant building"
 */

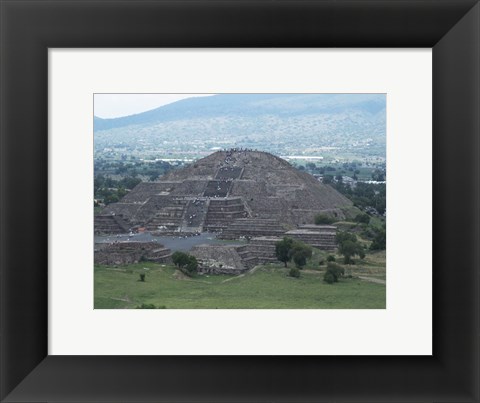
xmin=340 ymin=176 xmax=357 ymax=188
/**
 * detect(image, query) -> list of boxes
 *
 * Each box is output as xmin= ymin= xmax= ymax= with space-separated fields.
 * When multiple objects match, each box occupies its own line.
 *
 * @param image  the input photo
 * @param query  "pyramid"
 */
xmin=95 ymin=150 xmax=352 ymax=234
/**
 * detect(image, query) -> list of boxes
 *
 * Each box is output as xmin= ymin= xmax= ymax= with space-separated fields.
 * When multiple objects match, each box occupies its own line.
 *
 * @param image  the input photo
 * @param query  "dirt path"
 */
xmin=358 ymin=276 xmax=386 ymax=285
xmin=301 ymin=269 xmax=324 ymax=274
xmin=173 ymin=269 xmax=211 ymax=284
xmin=110 ymin=295 xmax=131 ymax=302
xmin=221 ymin=265 xmax=261 ymax=283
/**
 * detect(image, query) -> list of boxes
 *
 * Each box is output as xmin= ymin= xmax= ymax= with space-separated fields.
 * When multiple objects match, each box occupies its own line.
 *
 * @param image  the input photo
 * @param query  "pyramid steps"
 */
xmin=94 ymin=215 xmax=130 ymax=234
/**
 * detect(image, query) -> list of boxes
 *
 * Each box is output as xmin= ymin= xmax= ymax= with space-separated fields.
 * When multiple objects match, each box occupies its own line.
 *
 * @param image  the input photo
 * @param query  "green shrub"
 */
xmin=319 ymin=260 xmax=325 ymax=266
xmin=327 ymin=255 xmax=336 ymax=262
xmin=139 ymin=273 xmax=145 ymax=282
xmin=327 ymin=262 xmax=345 ymax=281
xmin=361 ymin=227 xmax=376 ymax=240
xmin=324 ymin=271 xmax=335 ymax=284
xmin=323 ymin=262 xmax=345 ymax=284
xmin=370 ymin=227 xmax=386 ymax=250
xmin=136 ymin=303 xmax=156 ymax=309
xmin=354 ymin=213 xmax=371 ymax=224
xmin=314 ymin=214 xmax=334 ymax=225
xmin=288 ymin=267 xmax=301 ymax=278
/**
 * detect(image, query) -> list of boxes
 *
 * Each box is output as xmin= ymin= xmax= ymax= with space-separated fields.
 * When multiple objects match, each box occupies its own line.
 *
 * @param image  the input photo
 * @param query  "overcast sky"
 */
xmin=94 ymin=94 xmax=214 ymax=119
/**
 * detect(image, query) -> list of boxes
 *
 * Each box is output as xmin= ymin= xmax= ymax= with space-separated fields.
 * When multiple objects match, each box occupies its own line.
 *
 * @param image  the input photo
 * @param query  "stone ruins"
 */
xmin=94 ymin=242 xmax=172 ymax=266
xmin=95 ymin=150 xmax=347 ymax=270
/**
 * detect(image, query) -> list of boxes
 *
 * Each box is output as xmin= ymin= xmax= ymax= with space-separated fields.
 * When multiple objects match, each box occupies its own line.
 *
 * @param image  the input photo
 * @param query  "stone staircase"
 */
xmin=215 ymin=166 xmax=243 ymax=180
xmin=203 ymin=198 xmax=248 ymax=232
xmin=180 ymin=199 xmax=208 ymax=232
xmin=143 ymin=199 xmax=189 ymax=231
xmin=203 ymin=180 xmax=233 ymax=197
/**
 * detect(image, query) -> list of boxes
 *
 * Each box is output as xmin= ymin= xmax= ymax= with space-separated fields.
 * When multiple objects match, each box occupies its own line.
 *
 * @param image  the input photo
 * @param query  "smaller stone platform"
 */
xmin=94 ymin=214 xmax=130 ymax=234
xmin=285 ymin=225 xmax=337 ymax=250
xmin=218 ymin=218 xmax=286 ymax=240
xmin=94 ymin=242 xmax=172 ymax=265
xmin=190 ymin=245 xmax=248 ymax=275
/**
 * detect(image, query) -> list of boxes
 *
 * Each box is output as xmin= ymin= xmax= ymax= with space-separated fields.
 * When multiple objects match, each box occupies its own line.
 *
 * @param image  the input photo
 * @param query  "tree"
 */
xmin=338 ymin=239 xmax=365 ymax=264
xmin=324 ymin=262 xmax=345 ymax=283
xmin=327 ymin=255 xmax=336 ymax=262
xmin=172 ymin=251 xmax=190 ymax=267
xmin=323 ymin=174 xmax=334 ymax=184
xmin=336 ymin=231 xmax=366 ymax=264
xmin=336 ymin=231 xmax=357 ymax=245
xmin=289 ymin=243 xmax=312 ymax=269
xmin=370 ymin=227 xmax=386 ymax=250
xmin=275 ymin=237 xmax=295 ymax=267
xmin=354 ymin=213 xmax=370 ymax=225
xmin=275 ymin=238 xmax=312 ymax=269
xmin=172 ymin=251 xmax=198 ymax=276
xmin=149 ymin=173 xmax=159 ymax=181
xmin=184 ymin=256 xmax=198 ymax=275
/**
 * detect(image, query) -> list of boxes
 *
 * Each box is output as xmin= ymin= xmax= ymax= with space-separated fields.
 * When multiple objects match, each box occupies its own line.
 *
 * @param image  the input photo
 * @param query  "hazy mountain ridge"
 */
xmin=94 ymin=94 xmax=386 ymax=159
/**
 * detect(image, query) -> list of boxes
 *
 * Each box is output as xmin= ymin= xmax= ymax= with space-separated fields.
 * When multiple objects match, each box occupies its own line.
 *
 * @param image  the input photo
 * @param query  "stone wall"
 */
xmin=235 ymin=236 xmax=282 ymax=269
xmin=94 ymin=242 xmax=172 ymax=265
xmin=94 ymin=214 xmax=130 ymax=234
xmin=285 ymin=225 xmax=337 ymax=250
xmin=190 ymin=245 xmax=248 ymax=275
xmin=218 ymin=218 xmax=286 ymax=240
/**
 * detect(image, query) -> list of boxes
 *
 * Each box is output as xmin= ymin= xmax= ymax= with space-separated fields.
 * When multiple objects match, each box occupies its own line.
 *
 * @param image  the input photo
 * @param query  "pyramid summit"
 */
xmin=95 ymin=149 xmax=352 ymax=235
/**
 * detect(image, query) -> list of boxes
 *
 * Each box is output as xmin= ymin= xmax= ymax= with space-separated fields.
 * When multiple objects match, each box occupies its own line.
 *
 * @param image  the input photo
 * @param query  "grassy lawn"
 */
xmin=94 ymin=260 xmax=386 ymax=309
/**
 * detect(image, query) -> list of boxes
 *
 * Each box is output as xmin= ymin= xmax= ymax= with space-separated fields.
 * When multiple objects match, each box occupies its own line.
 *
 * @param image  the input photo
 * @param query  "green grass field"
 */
xmin=94 ymin=258 xmax=386 ymax=309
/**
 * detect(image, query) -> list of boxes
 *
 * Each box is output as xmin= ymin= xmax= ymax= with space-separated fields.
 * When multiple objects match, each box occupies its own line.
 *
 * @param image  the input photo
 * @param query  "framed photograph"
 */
xmin=1 ymin=1 xmax=479 ymax=402
xmin=92 ymin=91 xmax=389 ymax=312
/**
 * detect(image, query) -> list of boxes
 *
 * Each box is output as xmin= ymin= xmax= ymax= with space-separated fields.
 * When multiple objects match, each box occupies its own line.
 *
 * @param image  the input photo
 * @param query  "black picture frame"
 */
xmin=1 ymin=0 xmax=479 ymax=401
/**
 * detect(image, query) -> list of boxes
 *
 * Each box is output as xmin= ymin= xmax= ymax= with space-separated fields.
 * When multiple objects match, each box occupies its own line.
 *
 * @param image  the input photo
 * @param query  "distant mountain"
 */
xmin=94 ymin=94 xmax=386 ymax=159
